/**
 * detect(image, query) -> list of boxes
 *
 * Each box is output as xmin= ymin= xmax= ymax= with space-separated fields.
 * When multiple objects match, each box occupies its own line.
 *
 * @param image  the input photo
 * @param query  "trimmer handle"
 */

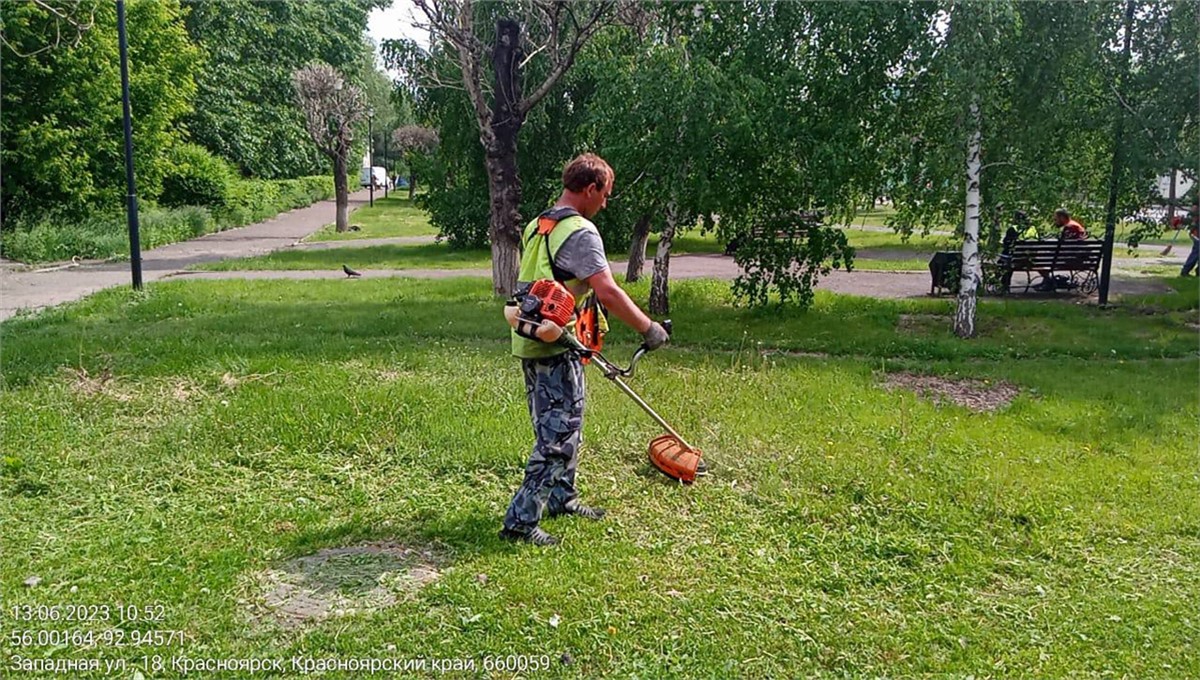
xmin=629 ymin=318 xmax=672 ymax=377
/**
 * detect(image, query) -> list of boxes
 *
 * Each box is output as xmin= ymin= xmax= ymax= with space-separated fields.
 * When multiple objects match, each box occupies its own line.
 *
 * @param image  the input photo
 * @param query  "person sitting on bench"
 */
xmin=1034 ymin=209 xmax=1088 ymax=291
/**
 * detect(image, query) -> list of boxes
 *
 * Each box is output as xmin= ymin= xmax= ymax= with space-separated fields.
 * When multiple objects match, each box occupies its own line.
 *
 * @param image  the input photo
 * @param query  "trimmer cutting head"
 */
xmin=648 ymin=434 xmax=703 ymax=484
xmin=558 ymin=319 xmax=705 ymax=484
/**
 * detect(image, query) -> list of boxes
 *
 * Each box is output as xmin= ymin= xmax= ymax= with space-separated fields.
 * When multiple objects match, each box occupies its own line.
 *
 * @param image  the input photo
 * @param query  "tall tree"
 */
xmin=884 ymin=2 xmax=1117 ymax=335
xmin=583 ymin=2 xmax=931 ymax=310
xmin=1103 ymin=1 xmax=1199 ymax=255
xmin=392 ymin=125 xmax=440 ymax=198
xmin=182 ymin=0 xmax=382 ymax=179
xmin=400 ymin=0 xmax=615 ymax=295
xmin=293 ymin=63 xmax=367 ymax=232
xmin=1 ymin=0 xmax=198 ymax=222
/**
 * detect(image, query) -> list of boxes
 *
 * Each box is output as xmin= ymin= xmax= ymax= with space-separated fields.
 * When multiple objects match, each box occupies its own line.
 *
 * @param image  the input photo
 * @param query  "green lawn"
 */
xmin=195 ymin=243 xmax=493 ymax=271
xmin=305 ymin=195 xmax=438 ymax=241
xmin=842 ymin=228 xmax=958 ymax=252
xmin=850 ymin=258 xmax=930 ymax=272
xmin=649 ymin=231 xmax=727 ymax=255
xmin=2 ymin=275 xmax=1197 ymax=677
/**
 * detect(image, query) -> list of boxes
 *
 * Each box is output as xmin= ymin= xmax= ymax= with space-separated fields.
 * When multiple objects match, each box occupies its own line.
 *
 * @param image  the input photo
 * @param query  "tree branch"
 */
xmin=1 ymin=0 xmax=96 ymax=57
xmin=519 ymin=2 xmax=613 ymax=115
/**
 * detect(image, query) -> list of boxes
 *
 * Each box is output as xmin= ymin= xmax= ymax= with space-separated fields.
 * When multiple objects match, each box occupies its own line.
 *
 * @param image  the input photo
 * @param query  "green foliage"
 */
xmin=217 ymin=176 xmax=331 ymax=227
xmin=160 ymin=143 xmax=236 ymax=208
xmin=2 ymin=205 xmax=210 ymax=262
xmin=1 ymin=176 xmax=331 ymax=263
xmin=181 ymin=0 xmax=383 ymax=179
xmin=576 ymin=3 xmax=933 ymax=307
xmin=1 ymin=0 xmax=199 ymax=222
xmin=883 ymin=1 xmax=1197 ymax=244
xmin=383 ymin=3 xmax=598 ymax=250
xmin=416 ymin=184 xmax=491 ymax=249
xmin=730 ymin=218 xmax=855 ymax=308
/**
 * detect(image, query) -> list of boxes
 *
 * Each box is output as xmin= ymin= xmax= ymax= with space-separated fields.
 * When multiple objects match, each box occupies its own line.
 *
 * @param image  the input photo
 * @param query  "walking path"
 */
xmin=0 ymin=191 xmax=369 ymax=321
xmin=170 ymin=252 xmax=1173 ymax=299
xmin=293 ymin=235 xmax=436 ymax=249
xmin=2 ymin=199 xmax=1181 ymax=321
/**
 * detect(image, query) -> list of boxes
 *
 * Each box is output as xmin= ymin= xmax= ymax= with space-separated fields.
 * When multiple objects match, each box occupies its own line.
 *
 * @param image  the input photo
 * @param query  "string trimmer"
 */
xmin=561 ymin=321 xmax=704 ymax=483
xmin=505 ymin=281 xmax=705 ymax=483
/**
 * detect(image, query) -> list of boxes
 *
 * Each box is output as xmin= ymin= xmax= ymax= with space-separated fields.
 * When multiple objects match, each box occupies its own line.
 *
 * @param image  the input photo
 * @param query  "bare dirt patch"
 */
xmin=897 ymin=314 xmax=947 ymax=333
xmin=244 ymin=542 xmax=444 ymax=631
xmin=883 ymin=372 xmax=1019 ymax=413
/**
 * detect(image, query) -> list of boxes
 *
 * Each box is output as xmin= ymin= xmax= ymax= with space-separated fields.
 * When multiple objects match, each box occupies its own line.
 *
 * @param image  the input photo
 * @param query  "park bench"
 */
xmin=723 ymin=210 xmax=824 ymax=255
xmin=987 ymin=238 xmax=1104 ymax=295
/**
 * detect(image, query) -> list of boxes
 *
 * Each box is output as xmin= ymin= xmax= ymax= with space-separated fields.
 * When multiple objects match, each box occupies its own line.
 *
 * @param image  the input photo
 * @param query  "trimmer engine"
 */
xmin=506 ymin=279 xmax=576 ymax=342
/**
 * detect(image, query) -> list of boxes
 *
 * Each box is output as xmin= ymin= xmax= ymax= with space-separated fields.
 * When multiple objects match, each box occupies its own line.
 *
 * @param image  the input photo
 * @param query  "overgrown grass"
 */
xmin=306 ymin=195 xmax=438 ymax=241
xmin=1 ymin=176 xmax=332 ymax=264
xmin=2 ymin=274 xmax=1196 ymax=678
xmin=1 ymin=206 xmax=214 ymax=264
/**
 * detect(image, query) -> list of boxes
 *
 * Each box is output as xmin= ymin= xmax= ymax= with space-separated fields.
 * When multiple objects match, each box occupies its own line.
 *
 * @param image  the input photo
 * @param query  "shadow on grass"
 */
xmin=2 ymin=277 xmax=1195 ymax=392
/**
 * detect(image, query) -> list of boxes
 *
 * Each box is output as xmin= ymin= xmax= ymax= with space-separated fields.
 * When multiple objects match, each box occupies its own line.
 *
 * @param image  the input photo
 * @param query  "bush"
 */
xmin=160 ymin=144 xmax=236 ymax=209
xmin=1 ymin=175 xmax=333 ymax=263
xmin=420 ymin=184 xmax=490 ymax=249
xmin=0 ymin=206 xmax=217 ymax=263
xmin=140 ymin=205 xmax=214 ymax=250
xmin=2 ymin=212 xmax=134 ymax=262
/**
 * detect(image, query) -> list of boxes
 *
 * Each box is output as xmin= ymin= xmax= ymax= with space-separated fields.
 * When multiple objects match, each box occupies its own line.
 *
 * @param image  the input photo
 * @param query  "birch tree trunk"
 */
xmin=955 ymin=99 xmax=983 ymax=338
xmin=649 ymin=198 xmax=677 ymax=315
xmin=625 ymin=213 xmax=652 ymax=282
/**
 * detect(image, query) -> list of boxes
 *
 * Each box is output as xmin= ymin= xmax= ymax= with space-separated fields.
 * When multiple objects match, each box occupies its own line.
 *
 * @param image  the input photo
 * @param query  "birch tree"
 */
xmin=884 ymin=2 xmax=1114 ymax=336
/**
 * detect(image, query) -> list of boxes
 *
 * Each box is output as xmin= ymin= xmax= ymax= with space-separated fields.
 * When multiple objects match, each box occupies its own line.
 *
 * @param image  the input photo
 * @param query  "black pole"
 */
xmin=368 ymin=114 xmax=374 ymax=208
xmin=117 ymin=0 xmax=142 ymax=290
xmin=1099 ymin=0 xmax=1136 ymax=307
xmin=383 ymin=130 xmax=388 ymax=199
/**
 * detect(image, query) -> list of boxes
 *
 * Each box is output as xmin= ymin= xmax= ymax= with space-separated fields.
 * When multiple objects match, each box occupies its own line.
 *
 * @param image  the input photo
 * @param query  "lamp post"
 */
xmin=367 ymin=109 xmax=374 ymax=207
xmin=117 ymin=0 xmax=142 ymax=290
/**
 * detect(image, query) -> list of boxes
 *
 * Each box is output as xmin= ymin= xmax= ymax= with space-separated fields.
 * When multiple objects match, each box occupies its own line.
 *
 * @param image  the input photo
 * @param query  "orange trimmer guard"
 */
xmin=648 ymin=434 xmax=702 ymax=484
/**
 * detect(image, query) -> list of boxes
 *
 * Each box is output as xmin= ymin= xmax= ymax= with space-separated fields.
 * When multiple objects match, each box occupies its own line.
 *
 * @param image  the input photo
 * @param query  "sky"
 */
xmin=367 ymin=0 xmax=428 ymax=64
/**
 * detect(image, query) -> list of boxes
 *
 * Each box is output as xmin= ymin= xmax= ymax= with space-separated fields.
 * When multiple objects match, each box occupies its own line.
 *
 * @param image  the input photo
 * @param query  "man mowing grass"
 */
xmin=499 ymin=153 xmax=671 ymax=546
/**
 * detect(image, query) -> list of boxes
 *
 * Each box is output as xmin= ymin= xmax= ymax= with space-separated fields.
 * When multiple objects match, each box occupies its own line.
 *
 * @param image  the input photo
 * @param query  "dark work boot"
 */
xmin=499 ymin=526 xmax=560 ymax=546
xmin=551 ymin=499 xmax=606 ymax=521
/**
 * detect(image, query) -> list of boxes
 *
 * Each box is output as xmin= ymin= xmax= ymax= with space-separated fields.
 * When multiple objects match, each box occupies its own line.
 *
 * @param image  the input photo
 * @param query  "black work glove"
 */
xmin=642 ymin=321 xmax=669 ymax=350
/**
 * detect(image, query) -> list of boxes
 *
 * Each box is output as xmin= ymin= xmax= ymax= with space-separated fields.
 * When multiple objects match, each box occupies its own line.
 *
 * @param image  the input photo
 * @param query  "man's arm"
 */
xmin=585 ymin=267 xmax=652 ymax=334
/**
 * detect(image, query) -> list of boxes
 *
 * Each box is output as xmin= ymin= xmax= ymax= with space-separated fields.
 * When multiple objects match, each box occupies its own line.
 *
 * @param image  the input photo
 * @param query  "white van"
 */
xmin=359 ymin=166 xmax=387 ymax=189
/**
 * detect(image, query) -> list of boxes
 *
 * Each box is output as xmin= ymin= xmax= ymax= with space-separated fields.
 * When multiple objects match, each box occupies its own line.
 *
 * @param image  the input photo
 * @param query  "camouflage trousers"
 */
xmin=502 ymin=351 xmax=586 ymax=533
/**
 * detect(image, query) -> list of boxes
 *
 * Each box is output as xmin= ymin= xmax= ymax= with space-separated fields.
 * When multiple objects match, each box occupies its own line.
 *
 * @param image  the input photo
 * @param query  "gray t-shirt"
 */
xmin=554 ymin=222 xmax=610 ymax=281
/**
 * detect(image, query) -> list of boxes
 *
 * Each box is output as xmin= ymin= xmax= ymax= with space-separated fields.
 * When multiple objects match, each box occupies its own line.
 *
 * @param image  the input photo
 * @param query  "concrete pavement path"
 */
xmin=168 ymin=251 xmax=1174 ymax=299
xmin=0 ymin=190 xmax=369 ymax=321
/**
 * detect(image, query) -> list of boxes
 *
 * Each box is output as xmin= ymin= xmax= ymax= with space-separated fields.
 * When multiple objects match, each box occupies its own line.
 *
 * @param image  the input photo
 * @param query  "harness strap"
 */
xmin=524 ymin=206 xmax=582 ymax=284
